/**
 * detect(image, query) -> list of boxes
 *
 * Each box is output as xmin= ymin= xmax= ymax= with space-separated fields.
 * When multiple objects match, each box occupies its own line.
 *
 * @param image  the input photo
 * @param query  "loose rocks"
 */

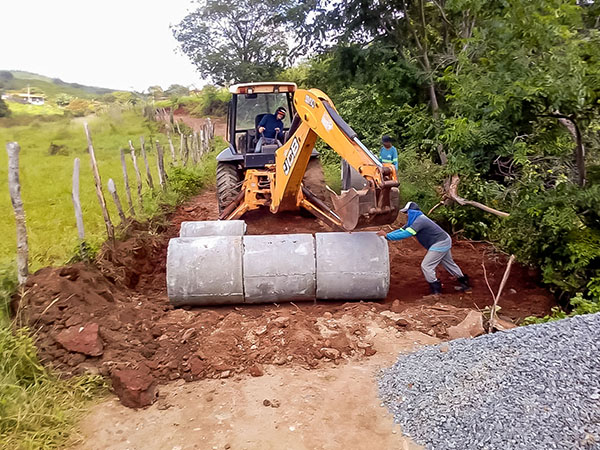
xmin=55 ymin=323 xmax=103 ymax=356
xmin=379 ymin=313 xmax=600 ymax=450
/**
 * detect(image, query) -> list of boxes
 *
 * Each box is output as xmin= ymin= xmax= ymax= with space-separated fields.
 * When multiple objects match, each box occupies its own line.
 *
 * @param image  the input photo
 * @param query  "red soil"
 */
xmin=18 ymin=190 xmax=555 ymax=388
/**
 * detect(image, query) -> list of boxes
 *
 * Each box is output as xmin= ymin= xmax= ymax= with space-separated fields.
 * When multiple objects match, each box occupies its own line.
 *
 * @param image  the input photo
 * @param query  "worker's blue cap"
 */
xmin=382 ymin=135 xmax=392 ymax=143
xmin=400 ymin=201 xmax=420 ymax=213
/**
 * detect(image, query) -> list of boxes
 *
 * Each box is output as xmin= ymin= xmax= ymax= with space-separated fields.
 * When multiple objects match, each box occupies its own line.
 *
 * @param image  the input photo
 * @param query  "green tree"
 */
xmin=147 ymin=85 xmax=164 ymax=100
xmin=65 ymin=98 xmax=91 ymax=117
xmin=164 ymin=84 xmax=189 ymax=97
xmin=0 ymin=97 xmax=10 ymax=118
xmin=172 ymin=0 xmax=293 ymax=84
xmin=55 ymin=93 xmax=73 ymax=107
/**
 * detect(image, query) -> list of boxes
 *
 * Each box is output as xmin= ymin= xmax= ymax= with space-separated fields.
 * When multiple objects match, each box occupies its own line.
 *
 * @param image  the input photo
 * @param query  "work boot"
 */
xmin=455 ymin=275 xmax=471 ymax=292
xmin=428 ymin=280 xmax=442 ymax=295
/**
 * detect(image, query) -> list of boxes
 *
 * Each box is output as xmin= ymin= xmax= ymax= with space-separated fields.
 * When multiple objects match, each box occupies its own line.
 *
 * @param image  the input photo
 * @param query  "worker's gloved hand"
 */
xmin=376 ymin=230 xmax=388 ymax=237
xmin=258 ymin=126 xmax=265 ymax=133
xmin=275 ymin=128 xmax=280 ymax=133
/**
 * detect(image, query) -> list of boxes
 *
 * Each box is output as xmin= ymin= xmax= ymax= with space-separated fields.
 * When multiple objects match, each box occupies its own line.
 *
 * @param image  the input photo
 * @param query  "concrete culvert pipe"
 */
xmin=166 ymin=236 xmax=244 ymax=306
xmin=243 ymin=234 xmax=315 ymax=303
xmin=315 ymin=232 xmax=390 ymax=300
xmin=179 ymin=220 xmax=246 ymax=237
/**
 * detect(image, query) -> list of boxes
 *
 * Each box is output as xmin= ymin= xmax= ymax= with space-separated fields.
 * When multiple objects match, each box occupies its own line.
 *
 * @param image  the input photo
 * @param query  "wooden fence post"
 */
xmin=192 ymin=132 xmax=199 ymax=164
xmin=119 ymin=149 xmax=135 ymax=215
xmin=83 ymin=123 xmax=114 ymax=241
xmin=201 ymin=127 xmax=208 ymax=155
xmin=128 ymin=140 xmax=143 ymax=207
xmin=183 ymin=135 xmax=190 ymax=166
xmin=72 ymin=158 xmax=85 ymax=240
xmin=107 ymin=178 xmax=127 ymax=223
xmin=167 ymin=131 xmax=177 ymax=163
xmin=139 ymin=136 xmax=155 ymax=190
xmin=6 ymin=142 xmax=28 ymax=285
xmin=155 ymin=141 xmax=167 ymax=190
xmin=179 ymin=132 xmax=184 ymax=162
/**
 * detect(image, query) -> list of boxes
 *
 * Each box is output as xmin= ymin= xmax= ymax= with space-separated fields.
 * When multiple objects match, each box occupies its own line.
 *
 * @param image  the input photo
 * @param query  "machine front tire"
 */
xmin=216 ymin=162 xmax=241 ymax=214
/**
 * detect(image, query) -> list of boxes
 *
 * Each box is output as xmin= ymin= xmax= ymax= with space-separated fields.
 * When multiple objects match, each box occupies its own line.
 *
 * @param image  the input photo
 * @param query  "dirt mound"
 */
xmin=17 ymin=190 xmax=556 ymax=402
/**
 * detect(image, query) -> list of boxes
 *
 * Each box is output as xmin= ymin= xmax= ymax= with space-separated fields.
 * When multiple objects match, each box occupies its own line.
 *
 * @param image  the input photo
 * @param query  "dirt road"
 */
xmin=76 ymin=328 xmax=437 ymax=450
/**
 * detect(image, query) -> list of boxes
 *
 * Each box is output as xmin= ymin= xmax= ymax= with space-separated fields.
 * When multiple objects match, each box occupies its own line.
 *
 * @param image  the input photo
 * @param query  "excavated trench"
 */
xmin=17 ymin=188 xmax=556 ymax=405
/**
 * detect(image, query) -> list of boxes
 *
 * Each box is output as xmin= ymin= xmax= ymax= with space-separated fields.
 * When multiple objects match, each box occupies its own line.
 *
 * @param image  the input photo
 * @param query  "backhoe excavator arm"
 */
xmin=270 ymin=89 xmax=399 ymax=229
xmin=220 ymin=88 xmax=399 ymax=230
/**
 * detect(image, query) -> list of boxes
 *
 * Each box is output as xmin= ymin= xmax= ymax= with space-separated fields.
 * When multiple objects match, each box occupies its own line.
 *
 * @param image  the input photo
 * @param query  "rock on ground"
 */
xmin=446 ymin=310 xmax=485 ymax=340
xmin=111 ymin=368 xmax=158 ymax=408
xmin=55 ymin=323 xmax=104 ymax=356
xmin=379 ymin=313 xmax=600 ymax=450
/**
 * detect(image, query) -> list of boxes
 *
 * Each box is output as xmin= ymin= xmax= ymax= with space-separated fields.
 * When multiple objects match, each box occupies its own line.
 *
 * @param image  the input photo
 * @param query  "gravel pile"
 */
xmin=379 ymin=313 xmax=600 ymax=450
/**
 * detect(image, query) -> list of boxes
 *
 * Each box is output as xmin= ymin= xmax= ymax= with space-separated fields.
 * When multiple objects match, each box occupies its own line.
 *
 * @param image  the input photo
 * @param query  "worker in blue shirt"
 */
xmin=377 ymin=201 xmax=471 ymax=295
xmin=255 ymin=107 xmax=286 ymax=152
xmin=379 ymin=135 xmax=398 ymax=171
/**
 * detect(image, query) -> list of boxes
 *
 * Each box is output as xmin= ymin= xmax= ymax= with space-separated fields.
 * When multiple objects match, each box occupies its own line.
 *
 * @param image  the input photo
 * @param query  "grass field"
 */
xmin=6 ymin=101 xmax=65 ymax=117
xmin=0 ymin=109 xmax=222 ymax=448
xmin=0 ymin=108 xmax=177 ymax=270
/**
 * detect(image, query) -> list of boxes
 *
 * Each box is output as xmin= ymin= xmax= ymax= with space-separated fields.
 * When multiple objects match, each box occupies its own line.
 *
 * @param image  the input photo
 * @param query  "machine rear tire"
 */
xmin=217 ymin=162 xmax=241 ymax=214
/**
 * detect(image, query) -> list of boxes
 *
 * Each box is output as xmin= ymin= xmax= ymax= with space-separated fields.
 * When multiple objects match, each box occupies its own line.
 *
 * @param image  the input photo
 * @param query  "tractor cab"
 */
xmin=223 ymin=82 xmax=296 ymax=168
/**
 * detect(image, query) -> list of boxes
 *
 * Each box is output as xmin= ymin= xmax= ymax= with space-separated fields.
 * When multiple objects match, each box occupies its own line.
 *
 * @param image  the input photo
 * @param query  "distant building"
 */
xmin=8 ymin=85 xmax=46 ymax=105
xmin=17 ymin=93 xmax=45 ymax=105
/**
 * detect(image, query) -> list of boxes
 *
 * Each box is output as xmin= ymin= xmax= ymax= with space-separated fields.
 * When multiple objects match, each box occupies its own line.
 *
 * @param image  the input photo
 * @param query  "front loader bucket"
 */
xmin=331 ymin=186 xmax=400 ymax=231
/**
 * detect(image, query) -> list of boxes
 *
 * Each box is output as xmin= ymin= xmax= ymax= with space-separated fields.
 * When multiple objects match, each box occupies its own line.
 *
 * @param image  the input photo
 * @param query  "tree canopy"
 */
xmin=172 ymin=0 xmax=294 ymax=85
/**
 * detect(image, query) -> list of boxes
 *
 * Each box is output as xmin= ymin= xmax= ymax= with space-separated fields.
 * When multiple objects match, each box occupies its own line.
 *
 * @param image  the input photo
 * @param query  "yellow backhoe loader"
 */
xmin=166 ymin=83 xmax=399 ymax=306
xmin=215 ymin=82 xmax=399 ymax=230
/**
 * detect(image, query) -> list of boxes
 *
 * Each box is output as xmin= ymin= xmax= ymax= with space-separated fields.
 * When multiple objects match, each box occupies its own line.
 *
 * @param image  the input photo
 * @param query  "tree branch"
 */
xmin=445 ymin=175 xmax=510 ymax=218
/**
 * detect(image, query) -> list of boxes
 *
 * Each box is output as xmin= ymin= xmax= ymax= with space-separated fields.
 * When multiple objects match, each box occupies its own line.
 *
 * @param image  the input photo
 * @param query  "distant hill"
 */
xmin=0 ymin=70 xmax=118 ymax=100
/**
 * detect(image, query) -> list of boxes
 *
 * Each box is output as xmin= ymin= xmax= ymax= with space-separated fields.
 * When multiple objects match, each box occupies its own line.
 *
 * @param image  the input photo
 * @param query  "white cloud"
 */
xmin=0 ymin=0 xmax=204 ymax=91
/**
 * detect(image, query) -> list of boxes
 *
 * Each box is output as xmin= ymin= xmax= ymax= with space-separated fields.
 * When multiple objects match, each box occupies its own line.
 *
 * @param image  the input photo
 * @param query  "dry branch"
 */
xmin=483 ymin=254 xmax=516 ymax=332
xmin=445 ymin=175 xmax=510 ymax=218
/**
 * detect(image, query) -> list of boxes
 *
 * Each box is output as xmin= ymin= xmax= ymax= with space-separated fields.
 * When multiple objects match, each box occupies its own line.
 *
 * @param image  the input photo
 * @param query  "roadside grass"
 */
xmin=0 ymin=108 xmax=178 ymax=270
xmin=0 ymin=130 xmax=223 ymax=449
xmin=0 ymin=324 xmax=108 ymax=450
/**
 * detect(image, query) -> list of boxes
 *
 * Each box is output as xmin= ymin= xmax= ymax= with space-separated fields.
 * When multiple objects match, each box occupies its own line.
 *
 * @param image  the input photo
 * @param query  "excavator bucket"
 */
xmin=331 ymin=186 xmax=400 ymax=231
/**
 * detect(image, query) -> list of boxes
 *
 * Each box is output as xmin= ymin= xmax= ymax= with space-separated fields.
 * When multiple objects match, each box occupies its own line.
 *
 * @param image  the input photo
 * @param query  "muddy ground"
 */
xmin=19 ymin=187 xmax=555 ymax=391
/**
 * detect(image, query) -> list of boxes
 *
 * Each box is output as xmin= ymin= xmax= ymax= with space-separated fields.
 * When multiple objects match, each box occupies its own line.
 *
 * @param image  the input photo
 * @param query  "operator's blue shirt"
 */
xmin=379 ymin=146 xmax=398 ymax=170
xmin=258 ymin=114 xmax=284 ymax=139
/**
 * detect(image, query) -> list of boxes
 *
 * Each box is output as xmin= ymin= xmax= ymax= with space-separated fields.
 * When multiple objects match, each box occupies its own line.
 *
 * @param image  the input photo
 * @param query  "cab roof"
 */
xmin=229 ymin=82 xmax=297 ymax=94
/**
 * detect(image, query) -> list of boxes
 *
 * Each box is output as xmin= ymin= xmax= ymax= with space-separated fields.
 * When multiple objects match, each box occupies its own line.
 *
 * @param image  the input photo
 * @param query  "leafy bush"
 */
xmin=189 ymin=86 xmax=231 ymax=117
xmin=498 ymin=184 xmax=600 ymax=303
xmin=64 ymin=98 xmax=92 ymax=117
xmin=0 ymin=98 xmax=10 ymax=118
xmin=523 ymin=293 xmax=600 ymax=324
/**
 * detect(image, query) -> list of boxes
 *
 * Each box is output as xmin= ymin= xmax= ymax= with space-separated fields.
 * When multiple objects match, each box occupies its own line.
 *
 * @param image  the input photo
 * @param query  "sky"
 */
xmin=1 ymin=0 xmax=204 ymax=92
